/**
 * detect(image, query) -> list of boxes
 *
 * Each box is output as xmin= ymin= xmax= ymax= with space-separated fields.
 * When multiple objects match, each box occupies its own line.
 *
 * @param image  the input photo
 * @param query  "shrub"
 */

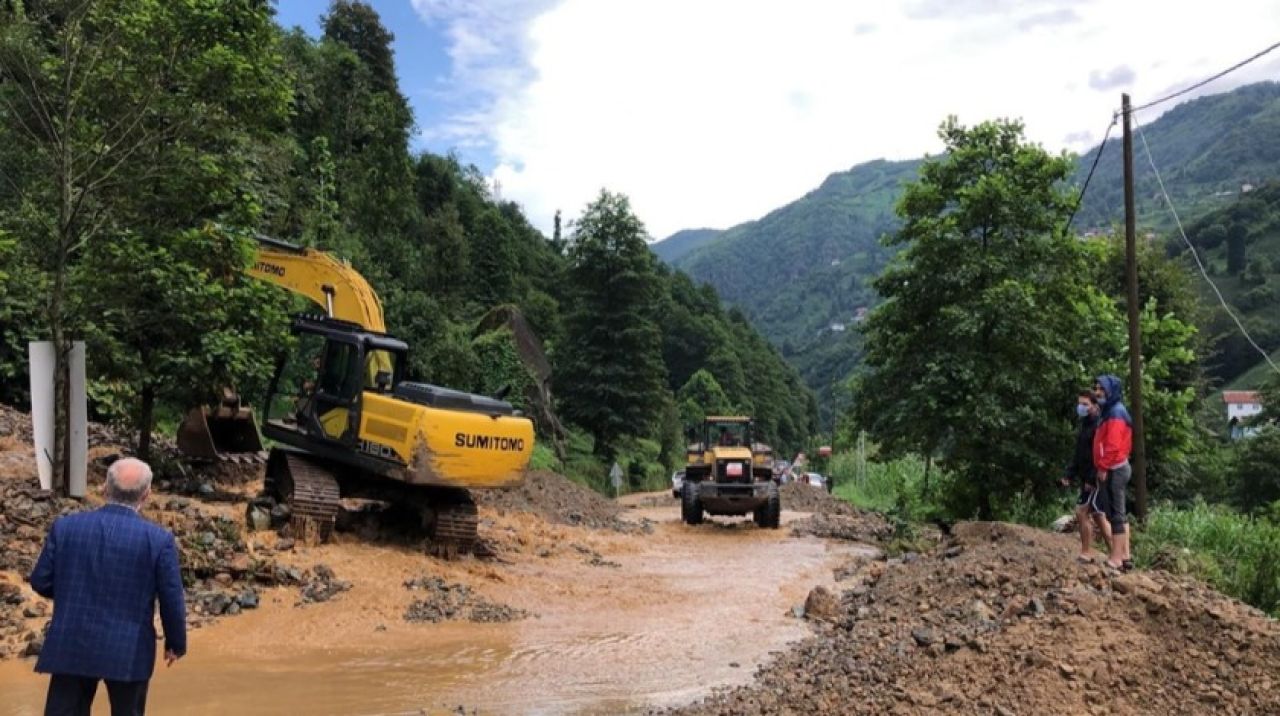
xmin=1134 ymin=501 xmax=1280 ymax=616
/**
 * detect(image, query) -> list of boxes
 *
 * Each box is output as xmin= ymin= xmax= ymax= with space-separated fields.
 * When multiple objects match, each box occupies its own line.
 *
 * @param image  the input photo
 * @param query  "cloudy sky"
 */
xmin=277 ymin=1 xmax=1280 ymax=239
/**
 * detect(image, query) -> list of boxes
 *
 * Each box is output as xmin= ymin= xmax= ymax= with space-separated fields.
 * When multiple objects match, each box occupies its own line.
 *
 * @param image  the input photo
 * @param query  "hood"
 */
xmin=1096 ymin=374 xmax=1124 ymax=409
xmin=1095 ymin=374 xmax=1132 ymax=424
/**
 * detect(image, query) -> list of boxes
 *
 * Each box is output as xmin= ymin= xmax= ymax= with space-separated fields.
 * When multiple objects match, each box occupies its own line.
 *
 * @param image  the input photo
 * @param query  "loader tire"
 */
xmin=681 ymin=482 xmax=703 ymax=525
xmin=756 ymin=482 xmax=781 ymax=529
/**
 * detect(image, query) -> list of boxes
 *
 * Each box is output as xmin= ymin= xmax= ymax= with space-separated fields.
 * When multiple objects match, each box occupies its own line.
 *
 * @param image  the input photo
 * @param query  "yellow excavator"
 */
xmin=177 ymin=234 xmax=535 ymax=555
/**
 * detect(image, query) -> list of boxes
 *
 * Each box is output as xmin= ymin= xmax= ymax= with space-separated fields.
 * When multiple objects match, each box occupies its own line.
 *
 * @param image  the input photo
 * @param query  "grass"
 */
xmin=829 ymin=449 xmax=1280 ymax=616
xmin=1133 ymin=501 xmax=1280 ymax=617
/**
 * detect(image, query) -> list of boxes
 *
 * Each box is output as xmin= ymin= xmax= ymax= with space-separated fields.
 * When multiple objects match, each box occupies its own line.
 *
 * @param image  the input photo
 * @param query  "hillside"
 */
xmin=651 ymin=228 xmax=722 ymax=263
xmin=1180 ymin=181 xmax=1280 ymax=385
xmin=1076 ymin=81 xmax=1280 ymax=232
xmin=656 ymin=81 xmax=1280 ymax=412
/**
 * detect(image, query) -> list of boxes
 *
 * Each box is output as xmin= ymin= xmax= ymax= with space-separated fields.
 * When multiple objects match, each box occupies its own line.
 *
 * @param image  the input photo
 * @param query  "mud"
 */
xmin=0 ymin=498 xmax=874 ymax=715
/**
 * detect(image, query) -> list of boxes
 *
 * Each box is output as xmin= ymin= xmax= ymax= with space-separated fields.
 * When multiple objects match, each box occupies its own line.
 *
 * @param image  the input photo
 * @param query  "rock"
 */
xmin=214 ymin=573 xmax=233 ymax=586
xmin=790 ymin=605 xmax=806 ymax=619
xmin=967 ymin=599 xmax=996 ymax=623
xmin=276 ymin=538 xmax=295 ymax=552
xmin=236 ymin=589 xmax=260 ymax=609
xmin=23 ymin=638 xmax=42 ymax=658
xmin=911 ymin=627 xmax=935 ymax=647
xmin=1017 ymin=597 xmax=1045 ymax=618
xmin=1059 ymin=662 xmax=1076 ymax=679
xmin=1052 ymin=515 xmax=1076 ymax=533
xmin=208 ymin=593 xmax=232 ymax=615
xmin=270 ymin=503 xmax=292 ymax=528
xmin=246 ymin=505 xmax=271 ymax=532
xmin=943 ymin=545 xmax=963 ymax=559
xmin=803 ymin=586 xmax=842 ymax=622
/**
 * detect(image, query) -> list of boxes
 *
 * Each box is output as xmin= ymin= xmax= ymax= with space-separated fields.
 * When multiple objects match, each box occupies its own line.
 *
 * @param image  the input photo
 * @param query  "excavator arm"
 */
xmin=177 ymin=232 xmax=390 ymax=462
xmin=247 ymin=235 xmax=386 ymax=332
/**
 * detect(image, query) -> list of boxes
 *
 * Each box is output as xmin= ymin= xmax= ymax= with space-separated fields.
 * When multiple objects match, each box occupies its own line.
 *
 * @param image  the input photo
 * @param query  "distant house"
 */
xmin=1242 ymin=183 xmax=1255 ymax=193
xmin=1224 ymin=390 xmax=1263 ymax=439
xmin=829 ymin=322 xmax=846 ymax=332
xmin=830 ymin=258 xmax=841 ymax=266
xmin=853 ymin=307 xmax=868 ymax=323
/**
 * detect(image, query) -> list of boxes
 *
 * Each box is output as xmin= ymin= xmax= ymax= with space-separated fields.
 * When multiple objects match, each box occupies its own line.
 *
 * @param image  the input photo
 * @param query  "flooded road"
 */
xmin=0 ymin=499 xmax=876 ymax=715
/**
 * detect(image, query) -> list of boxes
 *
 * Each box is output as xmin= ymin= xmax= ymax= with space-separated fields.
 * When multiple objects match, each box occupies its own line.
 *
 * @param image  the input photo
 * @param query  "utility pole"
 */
xmin=1121 ymin=93 xmax=1148 ymax=521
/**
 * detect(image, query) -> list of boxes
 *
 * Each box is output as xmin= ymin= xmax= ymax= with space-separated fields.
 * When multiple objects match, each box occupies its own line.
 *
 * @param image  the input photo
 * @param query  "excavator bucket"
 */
xmin=177 ymin=389 xmax=266 ymax=463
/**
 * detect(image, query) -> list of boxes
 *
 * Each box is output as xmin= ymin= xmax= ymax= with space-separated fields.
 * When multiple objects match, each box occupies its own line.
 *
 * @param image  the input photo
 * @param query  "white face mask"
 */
xmin=1076 ymin=404 xmax=1091 ymax=418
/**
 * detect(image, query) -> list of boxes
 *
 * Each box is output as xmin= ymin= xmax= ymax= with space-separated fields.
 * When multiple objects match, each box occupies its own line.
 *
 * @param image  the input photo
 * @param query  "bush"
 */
xmin=1134 ymin=502 xmax=1280 ymax=616
xmin=832 ymin=454 xmax=950 ymax=524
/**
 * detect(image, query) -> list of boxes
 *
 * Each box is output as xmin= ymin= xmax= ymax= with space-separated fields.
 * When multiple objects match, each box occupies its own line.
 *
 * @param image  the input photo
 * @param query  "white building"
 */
xmin=1224 ymin=391 xmax=1263 ymax=422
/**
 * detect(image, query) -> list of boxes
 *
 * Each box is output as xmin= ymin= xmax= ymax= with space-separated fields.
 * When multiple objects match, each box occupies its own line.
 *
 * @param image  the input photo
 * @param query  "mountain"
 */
xmin=1075 ymin=81 xmax=1280 ymax=232
xmin=657 ymin=81 xmax=1280 ymax=420
xmin=651 ymin=228 xmax=722 ymax=264
xmin=1180 ymin=181 xmax=1280 ymax=386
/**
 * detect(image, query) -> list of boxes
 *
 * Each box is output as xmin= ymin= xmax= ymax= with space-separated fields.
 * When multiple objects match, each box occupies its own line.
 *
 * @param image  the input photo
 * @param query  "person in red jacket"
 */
xmin=1092 ymin=374 xmax=1133 ymax=571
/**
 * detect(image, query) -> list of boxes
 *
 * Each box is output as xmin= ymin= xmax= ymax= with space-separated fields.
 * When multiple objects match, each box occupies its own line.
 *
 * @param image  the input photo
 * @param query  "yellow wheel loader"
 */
xmin=177 ymin=234 xmax=534 ymax=555
xmin=680 ymin=416 xmax=779 ymax=528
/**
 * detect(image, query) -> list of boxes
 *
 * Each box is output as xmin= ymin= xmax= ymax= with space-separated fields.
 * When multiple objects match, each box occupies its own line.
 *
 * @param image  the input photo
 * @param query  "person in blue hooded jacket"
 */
xmin=1092 ymin=375 xmax=1134 ymax=571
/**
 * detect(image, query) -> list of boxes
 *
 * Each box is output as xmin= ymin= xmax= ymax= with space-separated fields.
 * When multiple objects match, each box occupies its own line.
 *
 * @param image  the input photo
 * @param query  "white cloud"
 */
xmin=417 ymin=0 xmax=1280 ymax=238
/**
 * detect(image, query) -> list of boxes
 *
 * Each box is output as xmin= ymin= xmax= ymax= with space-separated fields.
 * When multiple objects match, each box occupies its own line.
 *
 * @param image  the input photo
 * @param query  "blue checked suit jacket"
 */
xmin=29 ymin=504 xmax=187 ymax=682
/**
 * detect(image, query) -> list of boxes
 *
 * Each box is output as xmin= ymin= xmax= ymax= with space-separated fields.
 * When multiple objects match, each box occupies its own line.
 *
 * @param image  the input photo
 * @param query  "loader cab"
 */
xmin=264 ymin=315 xmax=407 ymax=447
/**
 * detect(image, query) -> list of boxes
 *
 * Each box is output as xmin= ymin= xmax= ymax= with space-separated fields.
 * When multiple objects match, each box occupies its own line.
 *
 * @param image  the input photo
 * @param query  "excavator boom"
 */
xmin=247 ymin=235 xmax=386 ymax=332
xmin=179 ymin=233 xmax=388 ymax=461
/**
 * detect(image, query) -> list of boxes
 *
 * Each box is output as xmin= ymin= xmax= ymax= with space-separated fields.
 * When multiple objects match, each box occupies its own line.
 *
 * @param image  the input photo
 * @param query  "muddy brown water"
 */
xmin=0 ymin=498 xmax=876 ymax=715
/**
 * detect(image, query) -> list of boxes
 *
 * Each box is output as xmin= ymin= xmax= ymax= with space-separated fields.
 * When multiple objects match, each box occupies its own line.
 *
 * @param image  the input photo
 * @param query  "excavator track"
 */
xmin=426 ymin=489 xmax=480 ymax=559
xmin=268 ymin=450 xmax=341 ymax=542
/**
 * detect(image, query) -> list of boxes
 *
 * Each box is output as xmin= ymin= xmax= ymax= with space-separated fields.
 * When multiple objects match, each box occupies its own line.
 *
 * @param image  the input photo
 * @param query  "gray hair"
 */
xmin=105 ymin=457 xmax=153 ymax=506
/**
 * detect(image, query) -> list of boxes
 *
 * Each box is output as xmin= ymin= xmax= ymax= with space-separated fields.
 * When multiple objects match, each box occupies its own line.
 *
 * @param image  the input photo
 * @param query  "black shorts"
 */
xmin=1076 ymin=484 xmax=1103 ymax=515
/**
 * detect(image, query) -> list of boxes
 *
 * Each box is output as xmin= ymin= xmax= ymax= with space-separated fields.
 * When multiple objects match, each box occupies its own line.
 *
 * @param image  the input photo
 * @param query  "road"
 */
xmin=0 ymin=495 xmax=875 ymax=716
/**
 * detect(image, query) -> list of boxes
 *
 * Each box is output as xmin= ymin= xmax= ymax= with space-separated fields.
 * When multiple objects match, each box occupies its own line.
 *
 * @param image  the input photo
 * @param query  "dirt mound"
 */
xmin=669 ymin=520 xmax=1280 ymax=715
xmin=402 ymin=576 xmax=530 ymax=623
xmin=0 ymin=405 xmax=32 ymax=444
xmin=475 ymin=470 xmax=638 ymax=532
xmin=790 ymin=511 xmax=893 ymax=543
xmin=0 ymin=415 xmax=330 ymax=660
xmin=779 ymin=482 xmax=859 ymax=516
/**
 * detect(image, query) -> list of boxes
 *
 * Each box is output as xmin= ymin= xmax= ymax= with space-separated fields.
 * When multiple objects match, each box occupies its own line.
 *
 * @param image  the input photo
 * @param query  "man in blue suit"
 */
xmin=28 ymin=457 xmax=186 ymax=716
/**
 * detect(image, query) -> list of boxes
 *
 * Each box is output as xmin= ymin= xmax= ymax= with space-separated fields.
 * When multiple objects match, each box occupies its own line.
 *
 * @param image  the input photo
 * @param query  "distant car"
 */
xmin=671 ymin=470 xmax=685 ymax=498
xmin=800 ymin=472 xmax=825 ymax=490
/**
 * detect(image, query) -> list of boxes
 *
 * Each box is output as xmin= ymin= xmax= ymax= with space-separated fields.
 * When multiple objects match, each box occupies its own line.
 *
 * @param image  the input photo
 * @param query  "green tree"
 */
xmin=1235 ymin=426 xmax=1280 ymax=513
xmin=77 ymin=229 xmax=289 ymax=458
xmin=322 ymin=1 xmax=400 ymax=96
xmin=676 ymin=369 xmax=733 ymax=427
xmin=558 ymin=190 xmax=668 ymax=459
xmin=851 ymin=118 xmax=1093 ymax=519
xmin=1243 ymin=256 xmax=1272 ymax=287
xmin=0 ymin=0 xmax=290 ymax=488
xmin=1227 ymin=222 xmax=1248 ymax=275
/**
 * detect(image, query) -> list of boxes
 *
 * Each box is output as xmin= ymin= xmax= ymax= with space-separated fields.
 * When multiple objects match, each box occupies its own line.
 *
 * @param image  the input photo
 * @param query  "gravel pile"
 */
xmin=402 ymin=576 xmax=529 ymax=623
xmin=476 ymin=470 xmax=640 ymax=532
xmin=668 ymin=521 xmax=1280 ymax=715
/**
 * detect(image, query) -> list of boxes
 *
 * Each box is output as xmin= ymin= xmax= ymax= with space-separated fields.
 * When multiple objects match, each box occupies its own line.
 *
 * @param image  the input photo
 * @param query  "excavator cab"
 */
xmin=263 ymin=315 xmax=407 ymax=448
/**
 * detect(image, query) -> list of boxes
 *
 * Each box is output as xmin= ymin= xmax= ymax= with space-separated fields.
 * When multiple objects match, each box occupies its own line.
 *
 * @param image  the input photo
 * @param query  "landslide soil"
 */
xmin=669 ymin=521 xmax=1280 ymax=716
xmin=0 ymin=406 xmax=877 ymax=715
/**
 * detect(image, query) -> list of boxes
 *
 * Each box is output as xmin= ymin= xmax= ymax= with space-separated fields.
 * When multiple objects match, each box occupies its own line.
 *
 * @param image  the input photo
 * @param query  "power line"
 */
xmin=1063 ymin=115 xmax=1117 ymax=234
xmin=1132 ymin=113 xmax=1280 ymax=377
xmin=1133 ymin=40 xmax=1280 ymax=113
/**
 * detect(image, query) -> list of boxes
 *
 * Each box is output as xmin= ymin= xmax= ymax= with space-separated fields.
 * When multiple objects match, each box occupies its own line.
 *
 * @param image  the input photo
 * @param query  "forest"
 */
xmin=0 ymin=0 xmax=815 ymax=492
